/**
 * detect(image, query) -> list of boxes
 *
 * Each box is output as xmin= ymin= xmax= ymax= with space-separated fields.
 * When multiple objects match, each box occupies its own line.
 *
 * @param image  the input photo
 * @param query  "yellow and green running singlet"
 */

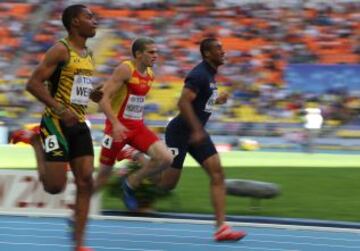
xmin=44 ymin=38 xmax=95 ymax=122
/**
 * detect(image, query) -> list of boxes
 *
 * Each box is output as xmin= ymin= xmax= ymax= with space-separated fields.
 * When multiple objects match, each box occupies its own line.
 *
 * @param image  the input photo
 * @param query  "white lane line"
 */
xmin=1 ymin=222 xmax=359 ymax=243
xmin=0 ymin=232 xmax=296 ymax=251
xmin=0 ymin=224 xmax=212 ymax=234
xmin=0 ymin=241 xmax=164 ymax=251
xmin=1 ymin=213 xmax=360 ymax=234
xmin=2 ymin=218 xmax=360 ymax=237
xmin=88 ymin=239 xmax=298 ymax=251
xmin=249 ymin=233 xmax=360 ymax=242
xmin=0 ymin=241 xmax=69 ymax=248
xmin=0 ymin=226 xmax=61 ymax=232
xmin=0 ymin=231 xmax=337 ymax=251
xmin=0 ymin=224 xmax=359 ymax=247
xmin=245 ymin=239 xmax=360 ymax=250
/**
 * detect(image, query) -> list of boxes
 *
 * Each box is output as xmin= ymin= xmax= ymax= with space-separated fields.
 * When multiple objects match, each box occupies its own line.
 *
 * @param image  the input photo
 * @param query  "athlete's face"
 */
xmin=139 ymin=43 xmax=158 ymax=67
xmin=206 ymin=40 xmax=225 ymax=66
xmin=74 ymin=8 xmax=97 ymax=38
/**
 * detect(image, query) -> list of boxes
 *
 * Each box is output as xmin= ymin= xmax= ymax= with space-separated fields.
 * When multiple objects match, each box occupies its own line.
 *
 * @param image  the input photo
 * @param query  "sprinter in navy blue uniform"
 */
xmin=165 ymin=48 xmax=224 ymax=170
xmin=163 ymin=38 xmax=246 ymax=241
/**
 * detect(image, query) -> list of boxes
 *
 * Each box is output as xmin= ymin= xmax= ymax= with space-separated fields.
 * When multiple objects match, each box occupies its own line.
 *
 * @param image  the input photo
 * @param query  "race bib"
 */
xmin=44 ymin=135 xmax=59 ymax=153
xmin=204 ymin=90 xmax=218 ymax=113
xmin=123 ymin=94 xmax=145 ymax=120
xmin=168 ymin=147 xmax=179 ymax=157
xmin=70 ymin=75 xmax=94 ymax=105
xmin=102 ymin=135 xmax=113 ymax=149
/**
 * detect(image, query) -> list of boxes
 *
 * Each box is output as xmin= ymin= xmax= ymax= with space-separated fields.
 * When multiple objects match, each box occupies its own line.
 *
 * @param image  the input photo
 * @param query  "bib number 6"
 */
xmin=45 ymin=135 xmax=60 ymax=153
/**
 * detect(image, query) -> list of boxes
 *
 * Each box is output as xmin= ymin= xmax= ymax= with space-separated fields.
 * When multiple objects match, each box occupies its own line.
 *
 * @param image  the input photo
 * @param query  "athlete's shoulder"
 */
xmin=186 ymin=62 xmax=207 ymax=80
xmin=51 ymin=40 xmax=69 ymax=52
xmin=44 ymin=40 xmax=69 ymax=63
xmin=189 ymin=61 xmax=205 ymax=74
xmin=55 ymin=39 xmax=71 ymax=53
xmin=111 ymin=59 xmax=133 ymax=81
xmin=121 ymin=59 xmax=135 ymax=70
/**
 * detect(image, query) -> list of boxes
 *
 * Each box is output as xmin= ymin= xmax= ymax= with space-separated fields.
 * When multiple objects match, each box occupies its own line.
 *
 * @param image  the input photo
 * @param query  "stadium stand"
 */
xmin=0 ymin=0 xmax=359 ymax=146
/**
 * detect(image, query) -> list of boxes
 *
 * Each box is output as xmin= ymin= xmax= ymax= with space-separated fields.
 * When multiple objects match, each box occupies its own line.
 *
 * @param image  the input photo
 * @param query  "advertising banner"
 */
xmin=0 ymin=170 xmax=101 ymax=216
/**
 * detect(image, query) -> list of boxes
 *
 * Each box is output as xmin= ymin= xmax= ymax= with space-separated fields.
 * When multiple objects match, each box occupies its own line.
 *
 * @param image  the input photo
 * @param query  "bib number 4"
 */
xmin=102 ymin=135 xmax=113 ymax=149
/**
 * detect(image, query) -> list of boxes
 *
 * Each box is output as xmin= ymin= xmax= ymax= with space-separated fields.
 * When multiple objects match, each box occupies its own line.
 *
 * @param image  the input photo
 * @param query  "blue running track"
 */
xmin=0 ymin=215 xmax=360 ymax=251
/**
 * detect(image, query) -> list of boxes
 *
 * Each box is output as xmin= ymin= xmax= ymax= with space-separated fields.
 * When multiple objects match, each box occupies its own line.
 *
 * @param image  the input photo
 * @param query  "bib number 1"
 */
xmin=168 ymin=147 xmax=179 ymax=157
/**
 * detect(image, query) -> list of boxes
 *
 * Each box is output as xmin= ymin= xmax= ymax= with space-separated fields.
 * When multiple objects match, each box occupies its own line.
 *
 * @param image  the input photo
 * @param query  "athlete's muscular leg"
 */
xmin=127 ymin=141 xmax=173 ymax=188
xmin=42 ymin=162 xmax=68 ymax=194
xmin=70 ymin=156 xmax=94 ymax=251
xmin=156 ymin=167 xmax=181 ymax=190
xmin=120 ymin=151 xmax=180 ymax=191
xmin=201 ymin=153 xmax=226 ymax=227
xmin=29 ymin=134 xmax=47 ymax=184
xmin=29 ymin=134 xmax=68 ymax=193
xmin=94 ymin=140 xmax=125 ymax=193
xmin=93 ymin=164 xmax=113 ymax=193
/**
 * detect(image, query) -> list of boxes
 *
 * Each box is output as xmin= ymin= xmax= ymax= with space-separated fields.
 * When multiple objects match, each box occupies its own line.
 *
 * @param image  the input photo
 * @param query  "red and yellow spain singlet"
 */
xmin=101 ymin=60 xmax=158 ymax=165
xmin=105 ymin=60 xmax=154 ymax=132
xmin=44 ymin=38 xmax=95 ymax=122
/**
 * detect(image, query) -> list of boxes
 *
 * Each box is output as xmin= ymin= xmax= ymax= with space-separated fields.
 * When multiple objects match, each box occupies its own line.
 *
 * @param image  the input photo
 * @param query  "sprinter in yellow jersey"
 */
xmin=43 ymin=38 xmax=95 ymax=122
xmin=14 ymin=5 xmax=98 ymax=251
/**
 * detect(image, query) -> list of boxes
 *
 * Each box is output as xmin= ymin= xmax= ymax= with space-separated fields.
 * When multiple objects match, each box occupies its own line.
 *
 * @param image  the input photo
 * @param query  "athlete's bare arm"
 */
xmin=26 ymin=42 xmax=78 ymax=126
xmin=177 ymin=87 xmax=206 ymax=145
xmin=99 ymin=63 xmax=131 ymax=141
xmin=27 ymin=43 xmax=68 ymax=110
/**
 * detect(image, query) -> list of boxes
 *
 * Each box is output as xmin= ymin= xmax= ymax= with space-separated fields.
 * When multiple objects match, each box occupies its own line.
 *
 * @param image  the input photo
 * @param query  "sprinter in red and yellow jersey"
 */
xmin=97 ymin=37 xmax=173 ymax=210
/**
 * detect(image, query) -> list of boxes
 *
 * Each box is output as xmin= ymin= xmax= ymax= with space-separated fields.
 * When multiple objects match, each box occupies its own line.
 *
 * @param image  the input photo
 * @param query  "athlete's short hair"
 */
xmin=62 ymin=4 xmax=87 ymax=31
xmin=200 ymin=38 xmax=218 ymax=58
xmin=131 ymin=37 xmax=155 ymax=58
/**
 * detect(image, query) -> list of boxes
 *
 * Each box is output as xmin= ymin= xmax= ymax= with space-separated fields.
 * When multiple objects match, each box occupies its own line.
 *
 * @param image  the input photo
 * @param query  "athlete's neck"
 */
xmin=67 ymin=35 xmax=87 ymax=54
xmin=134 ymin=60 xmax=148 ymax=75
xmin=204 ymin=59 xmax=218 ymax=71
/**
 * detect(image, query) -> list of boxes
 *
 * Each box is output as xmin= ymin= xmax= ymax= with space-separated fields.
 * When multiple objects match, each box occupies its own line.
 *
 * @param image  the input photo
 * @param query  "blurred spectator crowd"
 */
xmin=0 ymin=0 xmax=359 ymax=138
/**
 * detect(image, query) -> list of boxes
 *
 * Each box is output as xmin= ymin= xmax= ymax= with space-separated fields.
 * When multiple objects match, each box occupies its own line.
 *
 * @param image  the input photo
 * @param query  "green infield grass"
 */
xmin=1 ymin=145 xmax=360 ymax=222
xmin=1 ymin=145 xmax=360 ymax=168
xmin=103 ymin=166 xmax=360 ymax=222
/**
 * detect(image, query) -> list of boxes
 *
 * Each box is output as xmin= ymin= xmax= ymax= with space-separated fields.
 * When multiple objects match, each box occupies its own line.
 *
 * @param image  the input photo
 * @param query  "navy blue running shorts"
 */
xmin=165 ymin=122 xmax=217 ymax=169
